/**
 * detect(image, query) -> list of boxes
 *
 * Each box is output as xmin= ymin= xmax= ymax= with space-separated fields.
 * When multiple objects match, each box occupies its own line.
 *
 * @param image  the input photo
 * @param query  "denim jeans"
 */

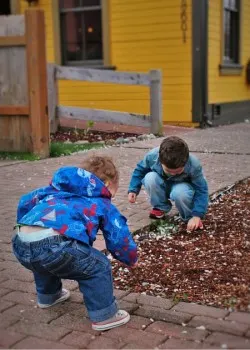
xmin=142 ymin=172 xmax=195 ymax=221
xmin=12 ymin=234 xmax=117 ymax=322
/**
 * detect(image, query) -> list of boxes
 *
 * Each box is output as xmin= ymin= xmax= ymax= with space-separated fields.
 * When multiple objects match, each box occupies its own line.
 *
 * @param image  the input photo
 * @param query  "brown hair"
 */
xmin=159 ymin=136 xmax=189 ymax=168
xmin=80 ymin=156 xmax=119 ymax=184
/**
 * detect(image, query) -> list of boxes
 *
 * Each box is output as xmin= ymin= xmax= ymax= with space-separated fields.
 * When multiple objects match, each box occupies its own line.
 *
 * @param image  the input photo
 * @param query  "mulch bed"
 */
xmin=51 ymin=128 xmax=140 ymax=143
xmin=112 ymin=179 xmax=250 ymax=311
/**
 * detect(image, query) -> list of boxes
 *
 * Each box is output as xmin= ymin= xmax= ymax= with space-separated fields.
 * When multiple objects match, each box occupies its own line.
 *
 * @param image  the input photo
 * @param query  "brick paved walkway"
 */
xmin=0 ymin=123 xmax=249 ymax=349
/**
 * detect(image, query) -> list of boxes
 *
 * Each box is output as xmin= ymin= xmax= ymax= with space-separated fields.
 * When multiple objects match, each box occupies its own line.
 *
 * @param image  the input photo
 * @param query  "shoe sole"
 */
xmin=149 ymin=214 xmax=165 ymax=219
xmin=38 ymin=290 xmax=71 ymax=309
xmin=92 ymin=313 xmax=130 ymax=331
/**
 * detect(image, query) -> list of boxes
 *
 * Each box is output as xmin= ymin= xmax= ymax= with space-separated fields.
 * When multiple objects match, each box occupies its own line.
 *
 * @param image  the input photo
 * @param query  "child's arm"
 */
xmin=190 ymin=164 xmax=209 ymax=219
xmin=100 ymin=205 xmax=138 ymax=266
xmin=128 ymin=151 xmax=153 ymax=195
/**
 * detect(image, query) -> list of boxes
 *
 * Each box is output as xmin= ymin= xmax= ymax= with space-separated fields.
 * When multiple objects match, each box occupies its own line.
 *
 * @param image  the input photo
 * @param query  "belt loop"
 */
xmin=13 ymin=226 xmax=20 ymax=234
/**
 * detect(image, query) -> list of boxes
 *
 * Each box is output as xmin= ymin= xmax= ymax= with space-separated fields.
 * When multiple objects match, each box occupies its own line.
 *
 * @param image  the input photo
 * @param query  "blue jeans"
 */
xmin=12 ymin=234 xmax=117 ymax=322
xmin=142 ymin=172 xmax=195 ymax=221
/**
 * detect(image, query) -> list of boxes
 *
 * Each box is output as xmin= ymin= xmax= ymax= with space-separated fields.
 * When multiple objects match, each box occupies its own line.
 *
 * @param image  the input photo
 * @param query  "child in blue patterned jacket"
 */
xmin=12 ymin=156 xmax=138 ymax=331
xmin=128 ymin=136 xmax=209 ymax=232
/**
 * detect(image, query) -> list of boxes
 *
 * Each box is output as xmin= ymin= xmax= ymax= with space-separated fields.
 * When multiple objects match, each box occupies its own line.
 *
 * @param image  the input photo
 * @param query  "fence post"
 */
xmin=47 ymin=63 xmax=59 ymax=133
xmin=149 ymin=69 xmax=163 ymax=135
xmin=25 ymin=9 xmax=49 ymax=158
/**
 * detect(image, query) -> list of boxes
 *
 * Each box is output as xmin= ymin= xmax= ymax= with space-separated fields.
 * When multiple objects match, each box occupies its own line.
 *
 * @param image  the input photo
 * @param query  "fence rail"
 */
xmin=56 ymin=65 xmax=151 ymax=86
xmin=48 ymin=64 xmax=163 ymax=135
xmin=58 ymin=106 xmax=150 ymax=128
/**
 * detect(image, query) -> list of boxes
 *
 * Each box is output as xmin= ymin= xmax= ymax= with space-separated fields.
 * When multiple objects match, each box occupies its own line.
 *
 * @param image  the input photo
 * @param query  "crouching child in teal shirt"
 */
xmin=128 ymin=136 xmax=209 ymax=232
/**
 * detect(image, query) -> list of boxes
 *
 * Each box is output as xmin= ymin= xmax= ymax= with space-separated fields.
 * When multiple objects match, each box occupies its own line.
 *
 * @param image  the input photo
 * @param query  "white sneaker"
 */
xmin=92 ymin=310 xmax=130 ymax=331
xmin=38 ymin=288 xmax=70 ymax=309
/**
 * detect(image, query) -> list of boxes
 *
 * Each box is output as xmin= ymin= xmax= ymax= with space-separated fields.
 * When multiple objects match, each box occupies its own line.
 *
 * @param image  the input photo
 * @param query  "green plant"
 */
xmin=172 ymin=292 xmax=189 ymax=305
xmin=223 ymin=296 xmax=238 ymax=309
xmin=0 ymin=141 xmax=104 ymax=162
xmin=50 ymin=141 xmax=103 ymax=158
xmin=84 ymin=120 xmax=95 ymax=136
xmin=156 ymin=220 xmax=178 ymax=236
xmin=0 ymin=151 xmax=40 ymax=161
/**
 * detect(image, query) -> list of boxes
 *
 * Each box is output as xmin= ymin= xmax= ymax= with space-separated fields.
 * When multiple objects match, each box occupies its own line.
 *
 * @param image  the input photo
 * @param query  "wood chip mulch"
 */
xmin=51 ymin=128 xmax=139 ymax=143
xmin=112 ymin=179 xmax=250 ymax=311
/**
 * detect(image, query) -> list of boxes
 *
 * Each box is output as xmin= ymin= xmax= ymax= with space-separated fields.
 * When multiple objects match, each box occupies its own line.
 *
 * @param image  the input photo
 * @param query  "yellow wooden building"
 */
xmin=2 ymin=0 xmax=250 ymax=126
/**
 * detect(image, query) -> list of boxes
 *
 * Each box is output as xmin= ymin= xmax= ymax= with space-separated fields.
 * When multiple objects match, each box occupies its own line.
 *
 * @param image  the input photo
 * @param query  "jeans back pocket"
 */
xmin=41 ymin=241 xmax=96 ymax=279
xmin=41 ymin=251 xmax=74 ymax=276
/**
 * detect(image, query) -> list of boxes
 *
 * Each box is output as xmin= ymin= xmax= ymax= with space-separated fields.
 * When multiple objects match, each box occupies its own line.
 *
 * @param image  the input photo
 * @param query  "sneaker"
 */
xmin=149 ymin=208 xmax=165 ymax=219
xmin=92 ymin=310 xmax=130 ymax=331
xmin=37 ymin=288 xmax=70 ymax=309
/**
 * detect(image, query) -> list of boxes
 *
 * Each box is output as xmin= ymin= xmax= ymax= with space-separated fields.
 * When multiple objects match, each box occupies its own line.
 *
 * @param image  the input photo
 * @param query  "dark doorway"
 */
xmin=0 ymin=0 xmax=11 ymax=15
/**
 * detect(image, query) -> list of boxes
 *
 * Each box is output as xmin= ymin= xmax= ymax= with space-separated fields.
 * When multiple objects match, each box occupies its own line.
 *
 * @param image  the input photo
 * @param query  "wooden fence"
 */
xmin=48 ymin=65 xmax=163 ymax=135
xmin=0 ymin=10 xmax=49 ymax=158
xmin=0 ymin=9 xmax=162 ymax=159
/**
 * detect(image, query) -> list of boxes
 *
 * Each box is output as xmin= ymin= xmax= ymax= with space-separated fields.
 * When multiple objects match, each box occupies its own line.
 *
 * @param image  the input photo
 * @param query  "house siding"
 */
xmin=208 ymin=0 xmax=250 ymax=104
xmin=20 ymin=0 xmax=193 ymax=124
xmin=20 ymin=0 xmax=55 ymax=62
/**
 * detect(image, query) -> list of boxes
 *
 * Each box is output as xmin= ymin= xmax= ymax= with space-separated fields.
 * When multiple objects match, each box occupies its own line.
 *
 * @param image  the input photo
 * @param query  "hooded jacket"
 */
xmin=128 ymin=148 xmax=209 ymax=218
xmin=17 ymin=166 xmax=138 ymax=266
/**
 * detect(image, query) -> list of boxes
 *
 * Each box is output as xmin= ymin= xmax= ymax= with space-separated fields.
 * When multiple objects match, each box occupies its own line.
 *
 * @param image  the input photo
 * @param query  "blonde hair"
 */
xmin=80 ymin=156 xmax=119 ymax=184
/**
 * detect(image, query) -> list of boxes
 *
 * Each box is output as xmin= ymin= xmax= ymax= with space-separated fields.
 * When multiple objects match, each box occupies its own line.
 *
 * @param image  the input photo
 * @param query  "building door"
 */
xmin=0 ymin=1 xmax=11 ymax=15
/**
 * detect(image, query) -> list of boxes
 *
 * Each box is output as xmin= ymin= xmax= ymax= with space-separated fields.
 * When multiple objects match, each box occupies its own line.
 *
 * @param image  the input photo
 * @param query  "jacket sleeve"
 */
xmin=17 ymin=187 xmax=49 ymax=222
xmin=190 ymin=164 xmax=209 ymax=218
xmin=100 ymin=204 xmax=138 ymax=266
xmin=128 ymin=151 xmax=152 ymax=194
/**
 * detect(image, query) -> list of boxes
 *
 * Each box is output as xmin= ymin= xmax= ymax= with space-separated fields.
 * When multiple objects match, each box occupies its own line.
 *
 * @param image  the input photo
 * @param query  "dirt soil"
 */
xmin=51 ymin=128 xmax=140 ymax=143
xmin=112 ymin=179 xmax=250 ymax=311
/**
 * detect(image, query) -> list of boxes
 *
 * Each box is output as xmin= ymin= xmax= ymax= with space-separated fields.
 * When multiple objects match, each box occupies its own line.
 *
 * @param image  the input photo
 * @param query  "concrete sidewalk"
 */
xmin=0 ymin=123 xmax=249 ymax=349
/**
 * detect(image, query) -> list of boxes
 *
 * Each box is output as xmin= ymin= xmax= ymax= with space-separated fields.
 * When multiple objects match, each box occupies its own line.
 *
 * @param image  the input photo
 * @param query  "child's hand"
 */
xmin=130 ymin=261 xmax=139 ymax=269
xmin=187 ymin=216 xmax=203 ymax=232
xmin=128 ymin=192 xmax=137 ymax=203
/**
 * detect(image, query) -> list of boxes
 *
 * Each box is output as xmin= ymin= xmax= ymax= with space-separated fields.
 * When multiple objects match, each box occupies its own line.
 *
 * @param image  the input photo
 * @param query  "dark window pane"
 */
xmin=84 ymin=10 xmax=103 ymax=60
xmin=0 ymin=0 xmax=11 ymax=15
xmin=223 ymin=1 xmax=240 ymax=63
xmin=61 ymin=12 xmax=84 ymax=62
xmin=60 ymin=2 xmax=103 ymax=63
xmin=230 ymin=11 xmax=239 ymax=62
xmin=59 ymin=0 xmax=81 ymax=9
xmin=224 ymin=10 xmax=231 ymax=60
xmin=81 ymin=0 xmax=101 ymax=6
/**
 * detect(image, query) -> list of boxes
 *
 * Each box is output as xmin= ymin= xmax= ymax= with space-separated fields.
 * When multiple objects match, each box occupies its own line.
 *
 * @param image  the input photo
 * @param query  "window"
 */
xmin=223 ymin=0 xmax=240 ymax=64
xmin=0 ymin=0 xmax=11 ymax=15
xmin=59 ymin=0 xmax=103 ymax=66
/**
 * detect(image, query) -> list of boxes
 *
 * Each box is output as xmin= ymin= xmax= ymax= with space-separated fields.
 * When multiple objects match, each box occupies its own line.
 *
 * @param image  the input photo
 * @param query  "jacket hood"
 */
xmin=50 ymin=166 xmax=111 ymax=198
